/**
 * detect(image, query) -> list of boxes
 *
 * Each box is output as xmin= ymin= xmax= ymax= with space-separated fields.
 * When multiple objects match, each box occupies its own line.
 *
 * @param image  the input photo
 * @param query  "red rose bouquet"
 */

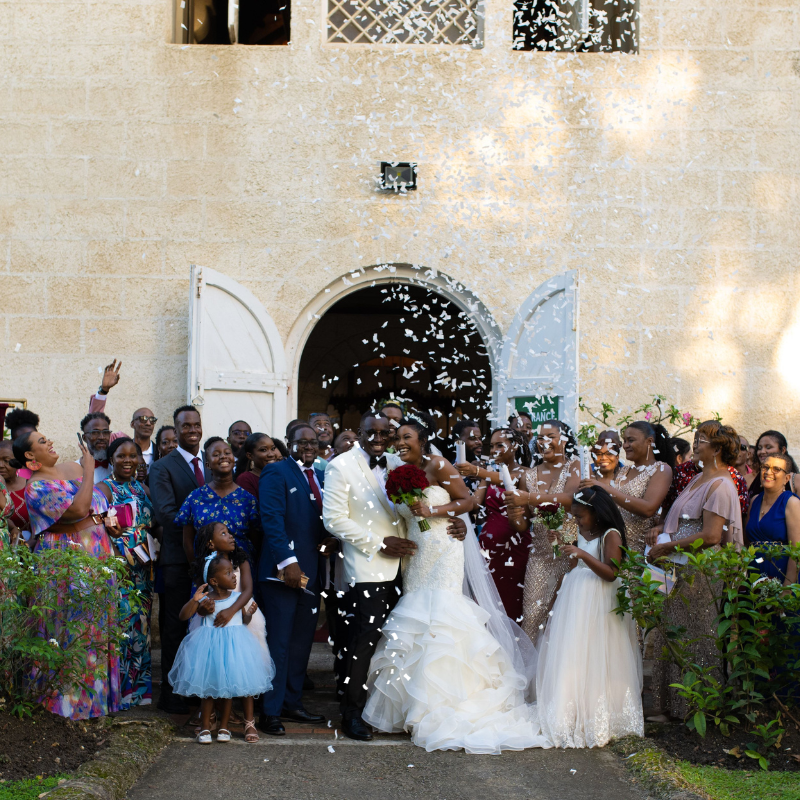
xmin=385 ymin=464 xmax=431 ymax=532
xmin=535 ymin=501 xmax=566 ymax=558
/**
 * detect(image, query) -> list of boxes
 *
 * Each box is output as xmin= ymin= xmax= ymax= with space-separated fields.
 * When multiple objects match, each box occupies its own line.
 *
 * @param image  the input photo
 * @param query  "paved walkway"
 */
xmin=127 ymin=646 xmax=650 ymax=800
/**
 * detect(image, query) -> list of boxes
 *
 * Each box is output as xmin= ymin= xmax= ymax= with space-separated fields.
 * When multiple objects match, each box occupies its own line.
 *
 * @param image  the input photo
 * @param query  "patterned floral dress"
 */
xmin=175 ymin=484 xmax=260 ymax=565
xmin=25 ymin=479 xmax=121 ymax=720
xmin=101 ymin=478 xmax=155 ymax=709
xmin=0 ymin=476 xmax=13 ymax=548
xmin=521 ymin=458 xmax=579 ymax=643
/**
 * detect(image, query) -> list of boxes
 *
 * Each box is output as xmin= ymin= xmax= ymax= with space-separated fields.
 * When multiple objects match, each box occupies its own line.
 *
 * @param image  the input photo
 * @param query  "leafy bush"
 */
xmin=615 ymin=542 xmax=800 ymax=769
xmin=0 ymin=545 xmax=134 ymax=717
xmin=577 ymin=394 xmax=720 ymax=445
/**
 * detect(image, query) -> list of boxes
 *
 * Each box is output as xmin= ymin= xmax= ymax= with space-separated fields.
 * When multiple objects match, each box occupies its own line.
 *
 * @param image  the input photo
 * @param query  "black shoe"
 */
xmin=281 ymin=706 xmax=325 ymax=723
xmin=258 ymin=715 xmax=285 ymax=736
xmin=157 ymin=696 xmax=190 ymax=715
xmin=342 ymin=716 xmax=373 ymax=741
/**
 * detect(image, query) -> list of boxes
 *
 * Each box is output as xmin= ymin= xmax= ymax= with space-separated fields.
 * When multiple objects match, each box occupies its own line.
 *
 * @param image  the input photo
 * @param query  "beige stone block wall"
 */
xmin=0 ymin=0 xmax=798 ymax=461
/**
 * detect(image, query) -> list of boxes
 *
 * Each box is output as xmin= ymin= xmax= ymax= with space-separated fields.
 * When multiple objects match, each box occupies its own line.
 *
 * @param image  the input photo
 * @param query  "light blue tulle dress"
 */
xmin=168 ymin=592 xmax=275 ymax=699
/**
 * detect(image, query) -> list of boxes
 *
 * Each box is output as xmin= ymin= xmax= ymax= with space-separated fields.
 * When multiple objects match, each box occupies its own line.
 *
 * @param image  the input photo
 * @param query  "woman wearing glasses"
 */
xmin=646 ymin=420 xmax=744 ymax=721
xmin=504 ymin=419 xmax=580 ymax=644
xmin=747 ymin=430 xmax=800 ymax=498
xmin=745 ymin=454 xmax=800 ymax=583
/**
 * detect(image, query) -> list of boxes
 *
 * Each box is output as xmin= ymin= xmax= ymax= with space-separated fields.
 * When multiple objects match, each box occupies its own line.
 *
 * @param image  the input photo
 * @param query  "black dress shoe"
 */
xmin=157 ymin=696 xmax=190 ymax=715
xmin=281 ymin=706 xmax=325 ymax=723
xmin=342 ymin=716 xmax=373 ymax=741
xmin=258 ymin=715 xmax=285 ymax=736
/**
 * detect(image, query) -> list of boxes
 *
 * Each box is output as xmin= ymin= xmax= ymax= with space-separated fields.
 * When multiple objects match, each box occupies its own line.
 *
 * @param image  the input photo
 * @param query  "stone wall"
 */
xmin=1 ymin=0 xmax=798 ymax=456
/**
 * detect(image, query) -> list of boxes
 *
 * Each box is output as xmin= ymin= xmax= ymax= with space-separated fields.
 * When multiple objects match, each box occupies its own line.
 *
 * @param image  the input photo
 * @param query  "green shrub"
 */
xmin=0 ymin=545 xmax=135 ymax=717
xmin=615 ymin=542 xmax=800 ymax=769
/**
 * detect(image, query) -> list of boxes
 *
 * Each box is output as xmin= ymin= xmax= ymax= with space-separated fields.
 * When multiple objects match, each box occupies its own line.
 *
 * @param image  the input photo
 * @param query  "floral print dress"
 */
xmin=175 ymin=485 xmax=260 ymax=565
xmin=24 ymin=478 xmax=121 ymax=720
xmin=101 ymin=478 xmax=155 ymax=709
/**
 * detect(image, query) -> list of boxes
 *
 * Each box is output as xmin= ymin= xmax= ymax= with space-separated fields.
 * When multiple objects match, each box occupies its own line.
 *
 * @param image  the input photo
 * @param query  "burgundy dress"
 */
xmin=235 ymin=471 xmax=259 ymax=498
xmin=478 ymin=484 xmax=532 ymax=623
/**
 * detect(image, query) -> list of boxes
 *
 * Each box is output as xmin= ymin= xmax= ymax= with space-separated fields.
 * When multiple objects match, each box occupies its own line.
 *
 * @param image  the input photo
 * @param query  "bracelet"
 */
xmin=97 ymin=386 xmax=108 ymax=395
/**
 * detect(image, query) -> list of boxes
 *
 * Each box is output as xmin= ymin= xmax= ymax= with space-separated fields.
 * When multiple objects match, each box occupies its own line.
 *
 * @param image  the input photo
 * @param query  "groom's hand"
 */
xmin=283 ymin=562 xmax=305 ymax=588
xmin=380 ymin=536 xmax=417 ymax=558
xmin=446 ymin=517 xmax=467 ymax=541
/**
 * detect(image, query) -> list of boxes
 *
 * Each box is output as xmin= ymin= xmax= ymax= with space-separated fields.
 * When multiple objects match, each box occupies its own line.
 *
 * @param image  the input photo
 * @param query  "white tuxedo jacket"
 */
xmin=322 ymin=447 xmax=407 ymax=585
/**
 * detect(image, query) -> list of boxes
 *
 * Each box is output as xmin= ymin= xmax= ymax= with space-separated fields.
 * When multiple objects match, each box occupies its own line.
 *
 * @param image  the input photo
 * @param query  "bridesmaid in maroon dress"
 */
xmin=234 ymin=433 xmax=286 ymax=497
xmin=472 ymin=428 xmax=533 ymax=623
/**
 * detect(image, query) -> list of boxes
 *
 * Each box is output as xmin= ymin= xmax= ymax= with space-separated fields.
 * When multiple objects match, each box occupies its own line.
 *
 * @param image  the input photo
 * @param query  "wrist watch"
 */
xmin=98 ymin=385 xmax=108 ymax=395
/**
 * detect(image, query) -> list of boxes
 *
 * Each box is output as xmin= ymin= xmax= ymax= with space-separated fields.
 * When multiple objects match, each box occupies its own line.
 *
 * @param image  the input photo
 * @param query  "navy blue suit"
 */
xmin=258 ymin=458 xmax=327 ymax=716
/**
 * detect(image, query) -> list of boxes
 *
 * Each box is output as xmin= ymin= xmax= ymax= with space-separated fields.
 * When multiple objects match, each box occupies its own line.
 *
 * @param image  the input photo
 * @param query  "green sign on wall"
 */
xmin=514 ymin=395 xmax=559 ymax=424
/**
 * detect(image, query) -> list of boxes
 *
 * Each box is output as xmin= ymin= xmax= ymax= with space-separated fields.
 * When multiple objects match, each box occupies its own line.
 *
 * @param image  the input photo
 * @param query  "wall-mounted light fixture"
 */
xmin=379 ymin=162 xmax=417 ymax=192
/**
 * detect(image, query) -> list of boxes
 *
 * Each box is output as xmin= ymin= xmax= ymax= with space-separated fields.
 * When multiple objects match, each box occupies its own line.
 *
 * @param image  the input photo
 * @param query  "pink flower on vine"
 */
xmin=645 ymin=411 xmax=653 ymax=421
xmin=682 ymin=412 xmax=692 ymax=425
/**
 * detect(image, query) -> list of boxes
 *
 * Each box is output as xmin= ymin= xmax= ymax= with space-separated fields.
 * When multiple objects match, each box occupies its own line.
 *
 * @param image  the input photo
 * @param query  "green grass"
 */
xmin=0 ymin=774 xmax=70 ymax=800
xmin=677 ymin=762 xmax=800 ymax=800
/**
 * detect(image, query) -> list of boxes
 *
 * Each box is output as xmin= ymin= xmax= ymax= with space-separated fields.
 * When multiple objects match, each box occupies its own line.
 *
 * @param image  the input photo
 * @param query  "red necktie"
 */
xmin=191 ymin=457 xmax=205 ymax=487
xmin=305 ymin=469 xmax=322 ymax=512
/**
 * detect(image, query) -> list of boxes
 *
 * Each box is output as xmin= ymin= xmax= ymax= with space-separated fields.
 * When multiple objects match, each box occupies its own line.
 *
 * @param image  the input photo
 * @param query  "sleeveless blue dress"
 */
xmin=168 ymin=592 xmax=275 ymax=698
xmin=746 ymin=492 xmax=792 ymax=581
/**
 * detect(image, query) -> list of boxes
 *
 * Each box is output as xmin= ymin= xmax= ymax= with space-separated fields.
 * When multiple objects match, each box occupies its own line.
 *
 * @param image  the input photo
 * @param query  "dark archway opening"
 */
xmin=298 ymin=283 xmax=493 ymax=446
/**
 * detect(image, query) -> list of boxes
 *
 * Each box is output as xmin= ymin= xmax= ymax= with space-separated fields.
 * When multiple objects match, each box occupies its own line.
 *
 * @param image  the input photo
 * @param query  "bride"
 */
xmin=362 ymin=414 xmax=550 ymax=754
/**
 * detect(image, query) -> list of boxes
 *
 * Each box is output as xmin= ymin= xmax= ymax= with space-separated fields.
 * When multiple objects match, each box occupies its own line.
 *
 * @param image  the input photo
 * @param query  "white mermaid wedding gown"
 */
xmin=362 ymin=486 xmax=550 ymax=754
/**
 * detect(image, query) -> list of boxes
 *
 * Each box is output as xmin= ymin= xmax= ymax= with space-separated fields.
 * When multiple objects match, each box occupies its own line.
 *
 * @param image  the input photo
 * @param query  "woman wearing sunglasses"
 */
xmin=745 ymin=454 xmax=800 ymax=584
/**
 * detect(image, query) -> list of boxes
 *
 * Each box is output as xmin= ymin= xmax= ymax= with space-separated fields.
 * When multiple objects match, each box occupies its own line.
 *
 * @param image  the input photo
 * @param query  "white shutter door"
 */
xmin=188 ymin=265 xmax=287 ymax=440
xmin=494 ymin=270 xmax=578 ymax=429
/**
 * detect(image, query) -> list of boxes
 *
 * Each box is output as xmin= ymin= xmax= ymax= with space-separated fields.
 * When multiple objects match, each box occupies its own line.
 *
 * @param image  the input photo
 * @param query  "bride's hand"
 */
xmin=410 ymin=500 xmax=433 ymax=518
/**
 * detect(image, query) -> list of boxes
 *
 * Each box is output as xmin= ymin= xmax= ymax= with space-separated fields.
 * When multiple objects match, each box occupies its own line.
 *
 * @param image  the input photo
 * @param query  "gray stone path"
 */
xmin=127 ymin=645 xmax=650 ymax=800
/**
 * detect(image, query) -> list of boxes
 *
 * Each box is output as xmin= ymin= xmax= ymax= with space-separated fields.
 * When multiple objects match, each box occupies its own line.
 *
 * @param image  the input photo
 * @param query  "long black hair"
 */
xmin=532 ymin=418 xmax=578 ymax=465
xmin=10 ymin=431 xmax=35 ymax=470
xmin=490 ymin=427 xmax=531 ymax=469
xmin=572 ymin=485 xmax=628 ymax=549
xmin=625 ymin=420 xmax=676 ymax=470
xmin=234 ymin=432 xmax=288 ymax=478
xmin=191 ymin=521 xmax=248 ymax=585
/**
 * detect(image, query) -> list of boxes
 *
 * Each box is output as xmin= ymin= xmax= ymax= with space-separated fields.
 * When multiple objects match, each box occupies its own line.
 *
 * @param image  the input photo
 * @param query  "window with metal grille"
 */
xmin=326 ymin=0 xmax=484 ymax=46
xmin=513 ymin=0 xmax=638 ymax=53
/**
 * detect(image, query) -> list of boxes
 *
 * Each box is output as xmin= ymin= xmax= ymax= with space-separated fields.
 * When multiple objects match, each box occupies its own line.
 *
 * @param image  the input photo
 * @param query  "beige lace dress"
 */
xmin=521 ymin=457 xmax=579 ymax=644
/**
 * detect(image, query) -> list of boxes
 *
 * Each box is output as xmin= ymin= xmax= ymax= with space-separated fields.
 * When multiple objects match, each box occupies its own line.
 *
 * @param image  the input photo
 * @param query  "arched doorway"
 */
xmin=297 ymin=281 xmax=494 ymax=440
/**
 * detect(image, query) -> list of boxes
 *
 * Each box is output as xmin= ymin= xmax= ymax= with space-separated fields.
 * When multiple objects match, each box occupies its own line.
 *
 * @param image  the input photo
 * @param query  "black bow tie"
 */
xmin=369 ymin=455 xmax=387 ymax=470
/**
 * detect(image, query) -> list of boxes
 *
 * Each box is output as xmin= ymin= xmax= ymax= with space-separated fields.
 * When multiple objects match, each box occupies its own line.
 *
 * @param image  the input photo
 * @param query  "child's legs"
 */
xmin=242 ymin=697 xmax=254 ymax=720
xmin=217 ymin=698 xmax=233 ymax=730
xmin=200 ymin=697 xmax=215 ymax=731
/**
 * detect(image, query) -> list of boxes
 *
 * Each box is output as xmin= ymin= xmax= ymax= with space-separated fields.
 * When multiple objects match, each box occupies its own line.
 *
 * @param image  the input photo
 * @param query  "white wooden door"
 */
xmin=188 ymin=265 xmax=288 ymax=440
xmin=493 ymin=270 xmax=578 ymax=429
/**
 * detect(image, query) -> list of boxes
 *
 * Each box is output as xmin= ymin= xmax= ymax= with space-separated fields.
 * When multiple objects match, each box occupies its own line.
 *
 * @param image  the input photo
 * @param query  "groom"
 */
xmin=322 ymin=411 xmax=466 ymax=741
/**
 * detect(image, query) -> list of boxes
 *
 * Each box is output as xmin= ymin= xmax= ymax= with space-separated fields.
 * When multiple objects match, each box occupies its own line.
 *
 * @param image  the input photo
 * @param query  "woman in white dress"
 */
xmin=535 ymin=485 xmax=644 ymax=748
xmin=363 ymin=414 xmax=549 ymax=754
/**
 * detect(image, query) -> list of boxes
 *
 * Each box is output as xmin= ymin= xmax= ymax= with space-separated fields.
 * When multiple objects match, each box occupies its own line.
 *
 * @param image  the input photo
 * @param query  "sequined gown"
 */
xmin=521 ymin=459 xmax=579 ymax=643
xmin=535 ymin=531 xmax=643 ymax=747
xmin=616 ymin=463 xmax=659 ymax=555
xmin=363 ymin=486 xmax=549 ymax=754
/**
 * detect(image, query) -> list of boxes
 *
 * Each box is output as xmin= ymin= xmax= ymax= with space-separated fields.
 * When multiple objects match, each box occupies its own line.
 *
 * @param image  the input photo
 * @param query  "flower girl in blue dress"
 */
xmin=169 ymin=553 xmax=275 ymax=744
